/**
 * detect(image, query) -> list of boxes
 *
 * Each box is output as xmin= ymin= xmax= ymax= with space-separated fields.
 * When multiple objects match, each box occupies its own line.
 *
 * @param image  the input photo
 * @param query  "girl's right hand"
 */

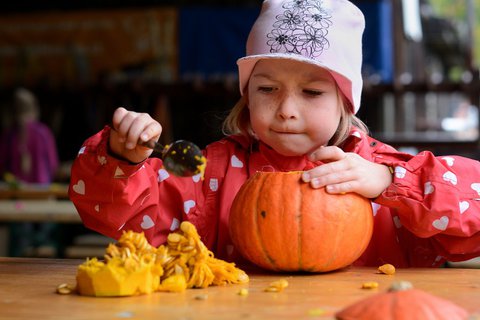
xmin=109 ymin=107 xmax=162 ymax=164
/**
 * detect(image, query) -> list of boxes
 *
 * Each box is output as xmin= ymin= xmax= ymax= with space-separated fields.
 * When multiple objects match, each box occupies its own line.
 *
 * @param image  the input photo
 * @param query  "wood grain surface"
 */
xmin=1 ymin=257 xmax=479 ymax=319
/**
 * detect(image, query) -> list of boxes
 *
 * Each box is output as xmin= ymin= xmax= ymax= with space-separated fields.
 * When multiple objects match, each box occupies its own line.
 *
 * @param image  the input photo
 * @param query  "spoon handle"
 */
xmin=140 ymin=139 xmax=166 ymax=155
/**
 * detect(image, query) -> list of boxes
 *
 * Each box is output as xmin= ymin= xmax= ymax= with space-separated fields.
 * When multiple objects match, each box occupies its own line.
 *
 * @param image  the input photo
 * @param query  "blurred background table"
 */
xmin=0 ymin=183 xmax=110 ymax=258
xmin=0 ymin=199 xmax=79 ymax=223
xmin=0 ymin=182 xmax=69 ymax=200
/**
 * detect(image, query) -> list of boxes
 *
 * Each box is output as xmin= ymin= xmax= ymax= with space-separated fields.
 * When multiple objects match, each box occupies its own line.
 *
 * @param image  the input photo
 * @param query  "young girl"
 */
xmin=69 ymin=0 xmax=480 ymax=268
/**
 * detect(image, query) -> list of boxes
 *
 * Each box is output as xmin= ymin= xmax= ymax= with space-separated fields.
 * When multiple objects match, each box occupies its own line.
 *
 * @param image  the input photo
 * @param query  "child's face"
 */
xmin=247 ymin=59 xmax=342 ymax=156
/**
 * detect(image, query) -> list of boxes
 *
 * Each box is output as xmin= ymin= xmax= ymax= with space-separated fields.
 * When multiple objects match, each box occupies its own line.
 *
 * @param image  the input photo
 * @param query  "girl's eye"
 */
xmin=304 ymin=89 xmax=323 ymax=96
xmin=258 ymin=86 xmax=275 ymax=93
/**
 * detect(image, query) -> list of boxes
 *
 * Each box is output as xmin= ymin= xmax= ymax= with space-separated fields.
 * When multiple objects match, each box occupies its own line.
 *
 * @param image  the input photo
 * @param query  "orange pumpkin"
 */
xmin=228 ymin=171 xmax=374 ymax=272
xmin=335 ymin=281 xmax=469 ymax=320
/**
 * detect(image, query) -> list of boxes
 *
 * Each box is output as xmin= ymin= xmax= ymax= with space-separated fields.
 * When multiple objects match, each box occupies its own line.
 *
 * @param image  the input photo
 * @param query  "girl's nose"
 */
xmin=277 ymin=95 xmax=299 ymax=120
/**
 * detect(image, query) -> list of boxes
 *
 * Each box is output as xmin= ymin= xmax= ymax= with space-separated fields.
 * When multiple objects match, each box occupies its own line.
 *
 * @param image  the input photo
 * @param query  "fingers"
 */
xmin=140 ymin=122 xmax=161 ymax=142
xmin=323 ymin=181 xmax=356 ymax=194
xmin=308 ymin=146 xmax=345 ymax=163
xmin=111 ymin=107 xmax=162 ymax=150
xmin=111 ymin=107 xmax=128 ymax=130
xmin=302 ymin=160 xmax=354 ymax=189
xmin=302 ymin=148 xmax=358 ymax=192
xmin=302 ymin=146 xmax=348 ymax=184
xmin=302 ymin=150 xmax=393 ymax=198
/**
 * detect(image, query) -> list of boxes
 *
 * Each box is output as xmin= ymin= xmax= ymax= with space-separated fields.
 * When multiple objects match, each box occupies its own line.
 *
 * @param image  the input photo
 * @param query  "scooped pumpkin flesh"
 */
xmin=76 ymin=222 xmax=248 ymax=297
xmin=76 ymin=257 xmax=162 ymax=296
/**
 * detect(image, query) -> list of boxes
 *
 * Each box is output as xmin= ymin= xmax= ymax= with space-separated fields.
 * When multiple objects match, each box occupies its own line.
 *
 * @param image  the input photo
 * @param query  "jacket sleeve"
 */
xmin=372 ymin=142 xmax=480 ymax=262
xmin=68 ymin=127 xmax=206 ymax=247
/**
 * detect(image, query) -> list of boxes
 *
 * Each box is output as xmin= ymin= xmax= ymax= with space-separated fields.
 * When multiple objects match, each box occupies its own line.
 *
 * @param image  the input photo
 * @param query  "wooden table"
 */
xmin=1 ymin=258 xmax=479 ymax=319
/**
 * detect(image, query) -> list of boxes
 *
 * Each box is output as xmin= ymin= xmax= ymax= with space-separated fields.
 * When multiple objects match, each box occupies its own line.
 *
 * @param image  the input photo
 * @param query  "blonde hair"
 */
xmin=222 ymin=86 xmax=368 ymax=147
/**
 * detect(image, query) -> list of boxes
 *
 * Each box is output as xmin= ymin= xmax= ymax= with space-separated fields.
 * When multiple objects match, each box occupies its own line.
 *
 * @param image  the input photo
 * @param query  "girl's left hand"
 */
xmin=302 ymin=146 xmax=392 ymax=199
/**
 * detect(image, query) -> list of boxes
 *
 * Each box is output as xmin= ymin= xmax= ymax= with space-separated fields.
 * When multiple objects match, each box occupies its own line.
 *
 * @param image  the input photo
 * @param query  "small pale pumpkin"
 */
xmin=228 ymin=171 xmax=374 ymax=272
xmin=335 ymin=281 xmax=469 ymax=320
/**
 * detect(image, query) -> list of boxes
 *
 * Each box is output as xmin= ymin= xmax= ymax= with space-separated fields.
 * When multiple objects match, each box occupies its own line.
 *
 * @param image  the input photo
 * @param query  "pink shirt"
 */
xmin=69 ymin=126 xmax=480 ymax=268
xmin=0 ymin=121 xmax=59 ymax=184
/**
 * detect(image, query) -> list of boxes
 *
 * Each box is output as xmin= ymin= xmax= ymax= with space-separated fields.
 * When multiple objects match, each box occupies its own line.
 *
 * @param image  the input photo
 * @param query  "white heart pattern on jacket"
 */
xmin=424 ymin=181 xmax=434 ymax=195
xmin=192 ymin=173 xmax=202 ymax=183
xmin=394 ymin=166 xmax=407 ymax=179
xmin=184 ymin=200 xmax=195 ymax=214
xmin=231 ymin=155 xmax=243 ymax=168
xmin=459 ymin=201 xmax=469 ymax=214
xmin=471 ymin=183 xmax=480 ymax=195
xmin=432 ymin=216 xmax=449 ymax=231
xmin=97 ymin=156 xmax=107 ymax=165
xmin=170 ymin=218 xmax=180 ymax=231
xmin=72 ymin=180 xmax=85 ymax=195
xmin=158 ymin=169 xmax=169 ymax=182
xmin=441 ymin=156 xmax=455 ymax=166
xmin=140 ymin=215 xmax=155 ymax=229
xmin=442 ymin=171 xmax=457 ymax=185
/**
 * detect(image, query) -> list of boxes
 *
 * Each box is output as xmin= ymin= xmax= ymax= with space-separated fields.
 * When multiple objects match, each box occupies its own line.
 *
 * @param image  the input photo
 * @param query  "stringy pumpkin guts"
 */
xmin=75 ymin=221 xmax=248 ymax=297
xmin=196 ymin=155 xmax=207 ymax=180
xmin=158 ymin=221 xmax=248 ymax=290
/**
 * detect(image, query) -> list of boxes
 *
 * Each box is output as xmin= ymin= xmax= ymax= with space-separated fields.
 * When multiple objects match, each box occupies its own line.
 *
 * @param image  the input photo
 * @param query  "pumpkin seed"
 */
xmin=168 ymin=233 xmax=181 ymax=243
xmin=361 ymin=281 xmax=379 ymax=289
xmin=56 ymin=283 xmax=74 ymax=295
xmin=265 ymin=278 xmax=288 ymax=292
xmin=238 ymin=288 xmax=249 ymax=296
xmin=378 ymin=263 xmax=396 ymax=275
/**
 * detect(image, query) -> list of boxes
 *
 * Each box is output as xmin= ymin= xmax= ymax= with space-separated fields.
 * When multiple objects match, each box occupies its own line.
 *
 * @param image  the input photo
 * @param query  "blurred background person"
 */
xmin=0 ymin=87 xmax=60 ymax=257
xmin=0 ymin=87 xmax=59 ymax=184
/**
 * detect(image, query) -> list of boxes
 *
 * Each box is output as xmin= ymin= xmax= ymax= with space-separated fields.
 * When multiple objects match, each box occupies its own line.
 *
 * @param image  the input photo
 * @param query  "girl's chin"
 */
xmin=271 ymin=145 xmax=309 ymax=157
xmin=262 ymin=136 xmax=318 ymax=156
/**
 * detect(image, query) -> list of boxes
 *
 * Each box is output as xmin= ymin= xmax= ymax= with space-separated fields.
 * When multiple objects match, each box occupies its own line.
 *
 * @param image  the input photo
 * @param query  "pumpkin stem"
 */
xmin=388 ymin=280 xmax=413 ymax=292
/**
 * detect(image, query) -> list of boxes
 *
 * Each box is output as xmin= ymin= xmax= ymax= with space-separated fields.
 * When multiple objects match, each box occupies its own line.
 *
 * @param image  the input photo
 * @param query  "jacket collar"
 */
xmin=226 ymin=129 xmax=368 ymax=172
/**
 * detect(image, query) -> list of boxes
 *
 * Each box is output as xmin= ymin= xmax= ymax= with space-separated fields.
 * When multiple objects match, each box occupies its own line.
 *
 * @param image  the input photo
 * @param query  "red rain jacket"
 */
xmin=69 ymin=126 xmax=480 ymax=267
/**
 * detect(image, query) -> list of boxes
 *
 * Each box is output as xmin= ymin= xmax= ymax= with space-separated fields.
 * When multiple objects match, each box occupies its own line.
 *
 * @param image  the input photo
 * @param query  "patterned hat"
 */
xmin=237 ymin=0 xmax=365 ymax=113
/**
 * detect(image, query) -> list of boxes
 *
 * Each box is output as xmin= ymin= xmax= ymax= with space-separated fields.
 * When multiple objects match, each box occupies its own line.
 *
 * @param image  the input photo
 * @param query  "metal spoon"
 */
xmin=141 ymin=139 xmax=205 ymax=177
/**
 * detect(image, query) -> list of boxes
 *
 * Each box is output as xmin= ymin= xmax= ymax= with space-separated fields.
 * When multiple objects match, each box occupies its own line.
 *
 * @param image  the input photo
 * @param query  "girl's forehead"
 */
xmin=252 ymin=59 xmax=334 ymax=82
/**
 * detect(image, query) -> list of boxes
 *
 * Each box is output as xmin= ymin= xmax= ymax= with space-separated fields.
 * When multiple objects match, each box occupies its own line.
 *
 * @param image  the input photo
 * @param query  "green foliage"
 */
xmin=429 ymin=0 xmax=480 ymax=67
